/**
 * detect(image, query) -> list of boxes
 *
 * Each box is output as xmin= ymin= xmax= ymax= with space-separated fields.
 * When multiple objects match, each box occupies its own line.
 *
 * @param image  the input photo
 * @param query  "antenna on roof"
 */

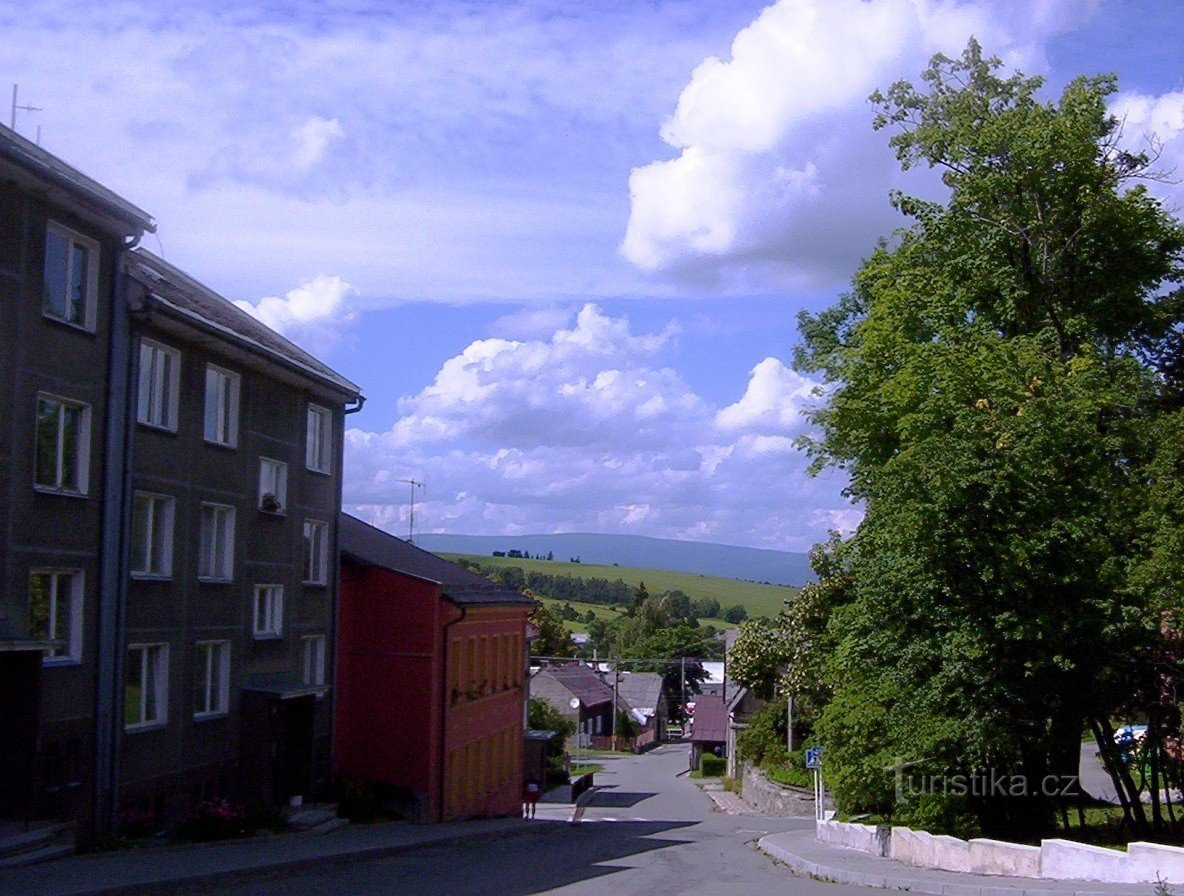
xmin=10 ymin=84 xmax=42 ymax=133
xmin=395 ymin=478 xmax=424 ymax=544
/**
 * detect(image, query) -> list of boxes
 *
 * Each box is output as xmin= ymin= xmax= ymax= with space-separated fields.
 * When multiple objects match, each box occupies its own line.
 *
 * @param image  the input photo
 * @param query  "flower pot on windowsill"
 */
xmin=260 ymin=493 xmax=282 ymax=514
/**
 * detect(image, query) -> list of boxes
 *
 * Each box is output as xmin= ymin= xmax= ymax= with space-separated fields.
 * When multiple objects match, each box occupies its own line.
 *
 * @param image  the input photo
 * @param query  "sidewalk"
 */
xmin=0 ymin=816 xmax=542 ymax=896
xmin=758 ymin=829 xmax=1148 ymax=896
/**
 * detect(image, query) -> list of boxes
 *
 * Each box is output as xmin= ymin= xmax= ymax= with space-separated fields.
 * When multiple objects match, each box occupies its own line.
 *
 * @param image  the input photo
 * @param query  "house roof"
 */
xmin=690 ymin=695 xmax=729 ymax=744
xmin=0 ymin=124 xmax=155 ymax=235
xmin=129 ymin=249 xmax=361 ymax=400
xmin=614 ymin=672 xmax=664 ymax=716
xmin=339 ymin=513 xmax=535 ymax=607
xmin=535 ymin=664 xmax=614 ymax=708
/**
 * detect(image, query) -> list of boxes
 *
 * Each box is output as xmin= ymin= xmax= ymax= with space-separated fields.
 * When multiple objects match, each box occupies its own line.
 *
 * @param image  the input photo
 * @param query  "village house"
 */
xmin=530 ymin=664 xmax=616 ymax=751
xmin=335 ymin=514 xmax=536 ymax=822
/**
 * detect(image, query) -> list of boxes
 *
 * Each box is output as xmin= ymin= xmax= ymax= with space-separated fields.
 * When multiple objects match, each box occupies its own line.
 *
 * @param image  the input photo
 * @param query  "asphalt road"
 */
xmin=187 ymin=745 xmax=881 ymax=896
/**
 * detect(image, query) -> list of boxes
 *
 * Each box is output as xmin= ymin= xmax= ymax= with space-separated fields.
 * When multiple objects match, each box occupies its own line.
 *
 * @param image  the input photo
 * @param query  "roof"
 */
xmin=615 ymin=672 xmax=664 ymax=716
xmin=0 ymin=124 xmax=154 ymax=235
xmin=690 ymin=695 xmax=729 ymax=744
xmin=339 ymin=513 xmax=535 ymax=607
xmin=240 ymin=673 xmax=326 ymax=700
xmin=128 ymin=249 xmax=362 ymax=400
xmin=535 ymin=664 xmax=614 ymax=708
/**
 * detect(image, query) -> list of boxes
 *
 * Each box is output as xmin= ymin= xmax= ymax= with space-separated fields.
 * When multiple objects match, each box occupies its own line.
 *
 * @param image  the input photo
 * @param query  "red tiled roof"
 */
xmin=690 ymin=695 xmax=728 ymax=743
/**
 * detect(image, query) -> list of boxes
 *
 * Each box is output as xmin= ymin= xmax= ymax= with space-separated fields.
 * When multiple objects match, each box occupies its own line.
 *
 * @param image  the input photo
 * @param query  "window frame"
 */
xmin=305 ymin=404 xmax=332 ymax=474
xmin=42 ymin=221 xmax=99 ymax=331
xmin=302 ymin=635 xmax=326 ymax=687
xmin=130 ymin=491 xmax=175 ymax=579
xmin=198 ymin=503 xmax=236 ymax=582
xmin=33 ymin=393 xmax=91 ymax=496
xmin=125 ymin=643 xmax=169 ymax=731
xmin=137 ymin=338 xmax=181 ymax=432
xmin=203 ymin=364 xmax=241 ymax=447
xmin=253 ymin=584 xmax=284 ymax=638
xmin=28 ymin=569 xmax=83 ymax=664
xmin=302 ymin=519 xmax=329 ymax=585
xmin=258 ymin=457 xmax=288 ymax=514
xmin=193 ymin=640 xmax=231 ymax=719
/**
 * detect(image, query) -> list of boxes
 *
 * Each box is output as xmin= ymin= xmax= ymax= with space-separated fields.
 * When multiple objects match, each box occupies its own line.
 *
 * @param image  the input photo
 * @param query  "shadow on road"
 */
xmin=583 ymin=789 xmax=656 ymax=809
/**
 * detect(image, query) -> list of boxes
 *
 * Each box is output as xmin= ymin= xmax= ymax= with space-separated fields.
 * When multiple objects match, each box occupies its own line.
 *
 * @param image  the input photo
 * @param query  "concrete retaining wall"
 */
xmin=816 ymin=821 xmax=1184 ymax=883
xmin=740 ymin=765 xmax=819 ymax=817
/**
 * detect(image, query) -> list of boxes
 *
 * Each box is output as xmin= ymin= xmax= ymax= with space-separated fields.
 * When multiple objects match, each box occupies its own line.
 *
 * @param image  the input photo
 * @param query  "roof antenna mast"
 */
xmin=10 ymin=84 xmax=42 ymax=134
xmin=395 ymin=478 xmax=424 ymax=544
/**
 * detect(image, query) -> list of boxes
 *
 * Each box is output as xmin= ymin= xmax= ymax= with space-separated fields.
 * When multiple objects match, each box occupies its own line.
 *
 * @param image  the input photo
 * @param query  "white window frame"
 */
xmin=204 ymin=364 xmax=240 ymax=447
xmin=258 ymin=458 xmax=288 ymax=514
xmin=198 ymin=503 xmax=236 ymax=581
xmin=194 ymin=640 xmax=231 ymax=719
xmin=306 ymin=405 xmax=332 ymax=474
xmin=253 ymin=584 xmax=283 ymax=638
xmin=131 ymin=491 xmax=175 ymax=578
xmin=137 ymin=339 xmax=181 ymax=432
xmin=125 ymin=643 xmax=169 ymax=731
xmin=28 ymin=569 xmax=83 ymax=664
xmin=34 ymin=393 xmax=91 ymax=495
xmin=42 ymin=221 xmax=99 ymax=331
xmin=302 ymin=519 xmax=328 ymax=585
xmin=302 ymin=635 xmax=326 ymax=687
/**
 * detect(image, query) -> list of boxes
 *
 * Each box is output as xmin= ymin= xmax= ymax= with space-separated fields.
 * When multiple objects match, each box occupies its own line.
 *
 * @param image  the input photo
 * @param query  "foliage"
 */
xmin=724 ymin=604 xmax=748 ymax=624
xmin=176 ymin=800 xmax=248 ymax=841
xmin=529 ymin=697 xmax=576 ymax=744
xmin=792 ymin=40 xmax=1184 ymax=839
xmin=727 ymin=620 xmax=790 ymax=700
xmin=529 ymin=603 xmax=575 ymax=658
xmin=700 ymin=754 xmax=726 ymax=777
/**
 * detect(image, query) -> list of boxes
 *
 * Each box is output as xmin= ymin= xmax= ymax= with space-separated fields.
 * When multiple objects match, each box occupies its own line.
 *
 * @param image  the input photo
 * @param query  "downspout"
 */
xmin=438 ymin=599 xmax=466 ymax=823
xmin=325 ymin=400 xmax=355 ymax=799
xmin=94 ymin=240 xmax=141 ymax=839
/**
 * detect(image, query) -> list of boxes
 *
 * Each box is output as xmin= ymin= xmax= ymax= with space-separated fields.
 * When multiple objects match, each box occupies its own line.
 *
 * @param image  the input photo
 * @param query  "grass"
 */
xmin=569 ymin=764 xmax=603 ymax=777
xmin=444 ymin=553 xmax=799 ymax=621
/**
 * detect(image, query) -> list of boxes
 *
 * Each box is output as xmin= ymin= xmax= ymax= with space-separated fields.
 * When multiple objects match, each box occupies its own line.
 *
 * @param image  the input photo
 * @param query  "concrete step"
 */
xmin=286 ymin=806 xmax=339 ymax=831
xmin=0 ymin=840 xmax=75 ymax=868
xmin=299 ymin=816 xmax=348 ymax=836
xmin=0 ymin=822 xmax=73 ymax=861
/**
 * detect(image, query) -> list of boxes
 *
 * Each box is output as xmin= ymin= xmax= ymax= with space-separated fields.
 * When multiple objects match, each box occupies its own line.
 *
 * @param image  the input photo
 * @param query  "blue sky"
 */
xmin=6 ymin=0 xmax=1182 ymax=551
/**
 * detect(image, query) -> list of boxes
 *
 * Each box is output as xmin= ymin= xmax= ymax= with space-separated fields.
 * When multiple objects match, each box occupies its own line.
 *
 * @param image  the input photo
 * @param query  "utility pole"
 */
xmin=10 ymin=84 xmax=41 ymax=132
xmin=787 ymin=695 xmax=794 ymax=752
xmin=611 ymin=663 xmax=619 ymax=751
xmin=394 ymin=478 xmax=424 ymax=543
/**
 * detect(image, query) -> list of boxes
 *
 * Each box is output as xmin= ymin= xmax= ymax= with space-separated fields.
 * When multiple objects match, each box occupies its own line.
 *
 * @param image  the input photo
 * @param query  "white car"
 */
xmin=1114 ymin=724 xmax=1148 ymax=745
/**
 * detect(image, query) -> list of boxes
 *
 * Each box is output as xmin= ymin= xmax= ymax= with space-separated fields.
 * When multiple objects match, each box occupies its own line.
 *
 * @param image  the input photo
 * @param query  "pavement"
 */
xmin=758 ymin=829 xmax=1151 ymax=896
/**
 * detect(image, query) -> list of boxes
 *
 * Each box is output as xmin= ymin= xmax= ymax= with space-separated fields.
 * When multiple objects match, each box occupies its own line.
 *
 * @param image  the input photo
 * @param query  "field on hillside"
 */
xmin=538 ymin=598 xmax=734 ymax=634
xmin=443 ymin=553 xmax=798 ymax=620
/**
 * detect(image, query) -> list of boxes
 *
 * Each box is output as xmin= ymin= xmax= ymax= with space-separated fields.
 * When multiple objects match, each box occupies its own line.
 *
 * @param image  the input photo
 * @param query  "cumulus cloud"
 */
xmin=1112 ymin=90 xmax=1184 ymax=212
xmin=344 ymin=305 xmax=852 ymax=551
xmin=622 ymin=0 xmax=1100 ymax=289
xmin=234 ymin=275 xmax=357 ymax=350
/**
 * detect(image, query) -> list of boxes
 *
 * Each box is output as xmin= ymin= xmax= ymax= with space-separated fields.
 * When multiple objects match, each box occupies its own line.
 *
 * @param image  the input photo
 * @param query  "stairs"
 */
xmin=285 ymin=804 xmax=347 ymax=836
xmin=0 ymin=821 xmax=75 ymax=868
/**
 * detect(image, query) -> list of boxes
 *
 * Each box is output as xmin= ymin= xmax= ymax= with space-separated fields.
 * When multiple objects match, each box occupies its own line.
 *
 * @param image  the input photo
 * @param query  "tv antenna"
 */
xmin=395 ymin=478 xmax=424 ymax=543
xmin=10 ymin=85 xmax=42 ymax=134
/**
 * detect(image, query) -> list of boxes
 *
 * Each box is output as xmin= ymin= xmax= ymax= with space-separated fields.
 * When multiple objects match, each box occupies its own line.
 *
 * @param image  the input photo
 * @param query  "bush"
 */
xmin=701 ymin=754 xmax=726 ymax=776
xmin=736 ymin=703 xmax=787 ymax=766
xmin=176 ymin=799 xmax=248 ymax=841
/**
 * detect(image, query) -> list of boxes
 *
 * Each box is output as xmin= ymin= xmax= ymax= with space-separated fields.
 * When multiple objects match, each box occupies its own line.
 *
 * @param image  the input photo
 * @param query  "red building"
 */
xmin=335 ymin=514 xmax=535 ymax=821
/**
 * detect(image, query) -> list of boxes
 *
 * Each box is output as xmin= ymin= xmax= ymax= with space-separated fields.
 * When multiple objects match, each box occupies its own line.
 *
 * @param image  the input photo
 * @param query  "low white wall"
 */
xmin=1040 ymin=840 xmax=1136 ymax=883
xmin=1129 ymin=842 xmax=1184 ymax=883
xmin=816 ymin=819 xmax=886 ymax=856
xmin=968 ymin=838 xmax=1040 ymax=877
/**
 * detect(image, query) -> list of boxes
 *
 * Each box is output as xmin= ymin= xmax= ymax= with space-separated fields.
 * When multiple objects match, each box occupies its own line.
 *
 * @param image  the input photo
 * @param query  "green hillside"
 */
xmin=442 ymin=553 xmax=798 ymax=620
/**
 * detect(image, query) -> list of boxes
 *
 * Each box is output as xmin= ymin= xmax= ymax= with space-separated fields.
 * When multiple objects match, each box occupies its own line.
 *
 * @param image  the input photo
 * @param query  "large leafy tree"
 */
xmin=796 ymin=40 xmax=1183 ymax=837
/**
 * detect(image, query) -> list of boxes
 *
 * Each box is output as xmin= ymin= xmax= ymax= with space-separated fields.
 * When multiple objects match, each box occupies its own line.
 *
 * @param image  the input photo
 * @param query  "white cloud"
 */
xmin=234 ymin=275 xmax=357 ymax=350
xmin=622 ymin=0 xmax=1100 ymax=289
xmin=344 ymin=306 xmax=853 ymax=551
xmin=291 ymin=116 xmax=344 ymax=170
xmin=1112 ymin=90 xmax=1184 ymax=213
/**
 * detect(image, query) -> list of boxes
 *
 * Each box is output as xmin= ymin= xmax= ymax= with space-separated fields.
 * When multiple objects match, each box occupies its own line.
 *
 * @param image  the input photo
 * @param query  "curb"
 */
xmin=756 ymin=835 xmax=1129 ymax=896
xmin=8 ymin=821 xmax=546 ymax=896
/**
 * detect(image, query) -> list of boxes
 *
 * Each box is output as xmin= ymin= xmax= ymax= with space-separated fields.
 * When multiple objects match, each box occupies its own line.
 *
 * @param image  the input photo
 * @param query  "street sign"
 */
xmin=805 ymin=745 xmax=823 ymax=769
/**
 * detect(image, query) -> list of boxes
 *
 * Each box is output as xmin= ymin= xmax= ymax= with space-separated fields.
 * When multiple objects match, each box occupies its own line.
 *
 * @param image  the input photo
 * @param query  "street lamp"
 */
xmin=569 ymin=697 xmax=582 ymax=772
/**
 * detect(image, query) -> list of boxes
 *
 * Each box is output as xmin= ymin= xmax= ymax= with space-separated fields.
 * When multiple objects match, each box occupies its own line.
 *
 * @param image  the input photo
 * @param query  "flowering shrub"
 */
xmin=177 ymin=799 xmax=249 ymax=841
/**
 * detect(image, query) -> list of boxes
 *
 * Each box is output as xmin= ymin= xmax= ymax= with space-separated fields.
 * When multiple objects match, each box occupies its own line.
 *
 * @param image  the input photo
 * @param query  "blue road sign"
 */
xmin=805 ymin=746 xmax=823 ymax=769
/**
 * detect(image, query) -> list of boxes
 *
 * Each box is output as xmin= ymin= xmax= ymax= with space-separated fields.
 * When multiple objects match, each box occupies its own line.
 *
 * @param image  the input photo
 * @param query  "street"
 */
xmin=183 ymin=745 xmax=877 ymax=896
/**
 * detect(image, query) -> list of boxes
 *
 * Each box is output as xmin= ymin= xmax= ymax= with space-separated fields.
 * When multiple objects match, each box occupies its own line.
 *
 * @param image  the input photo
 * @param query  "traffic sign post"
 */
xmin=805 ymin=746 xmax=824 ymax=822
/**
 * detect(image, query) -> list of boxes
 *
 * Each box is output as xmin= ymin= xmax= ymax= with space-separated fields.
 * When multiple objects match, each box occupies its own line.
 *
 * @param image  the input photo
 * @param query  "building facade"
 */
xmin=336 ymin=515 xmax=535 ymax=822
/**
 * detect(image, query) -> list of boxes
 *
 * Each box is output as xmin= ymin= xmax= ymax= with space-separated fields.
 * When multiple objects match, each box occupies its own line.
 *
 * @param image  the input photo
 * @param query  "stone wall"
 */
xmin=740 ymin=765 xmax=820 ymax=817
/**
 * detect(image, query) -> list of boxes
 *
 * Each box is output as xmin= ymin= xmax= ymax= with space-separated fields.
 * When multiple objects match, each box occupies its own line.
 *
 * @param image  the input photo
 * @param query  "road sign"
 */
xmin=805 ymin=746 xmax=823 ymax=769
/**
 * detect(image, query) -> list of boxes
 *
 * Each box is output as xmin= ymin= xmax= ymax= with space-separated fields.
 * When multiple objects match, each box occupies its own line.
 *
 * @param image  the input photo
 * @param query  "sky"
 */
xmin=6 ymin=0 xmax=1183 ymax=552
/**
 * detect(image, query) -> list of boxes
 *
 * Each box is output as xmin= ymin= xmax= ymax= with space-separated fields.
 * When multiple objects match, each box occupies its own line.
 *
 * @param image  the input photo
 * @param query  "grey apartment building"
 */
xmin=0 ymin=124 xmax=362 ymax=846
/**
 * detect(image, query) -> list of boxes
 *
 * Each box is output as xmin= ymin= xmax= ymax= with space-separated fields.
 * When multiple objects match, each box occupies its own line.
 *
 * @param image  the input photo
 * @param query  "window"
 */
xmin=198 ymin=504 xmax=235 ymax=581
xmin=28 ymin=570 xmax=83 ymax=663
xmin=302 ymin=520 xmax=328 ymax=585
xmin=194 ymin=641 xmax=230 ymax=718
xmin=302 ymin=635 xmax=326 ymax=686
xmin=204 ymin=365 xmax=240 ymax=446
xmin=253 ymin=585 xmax=283 ymax=637
xmin=306 ymin=405 xmax=332 ymax=474
xmin=43 ymin=222 xmax=98 ymax=329
xmin=258 ymin=458 xmax=287 ymax=513
xmin=137 ymin=339 xmax=180 ymax=431
xmin=125 ymin=644 xmax=168 ymax=729
xmin=131 ymin=492 xmax=174 ymax=577
xmin=34 ymin=395 xmax=90 ymax=494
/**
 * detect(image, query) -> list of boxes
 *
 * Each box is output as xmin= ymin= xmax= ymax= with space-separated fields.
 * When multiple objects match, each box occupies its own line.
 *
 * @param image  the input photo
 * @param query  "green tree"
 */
xmin=530 ymin=603 xmax=575 ymax=659
xmin=723 ymin=604 xmax=748 ymax=624
xmin=796 ymin=41 xmax=1183 ymax=838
